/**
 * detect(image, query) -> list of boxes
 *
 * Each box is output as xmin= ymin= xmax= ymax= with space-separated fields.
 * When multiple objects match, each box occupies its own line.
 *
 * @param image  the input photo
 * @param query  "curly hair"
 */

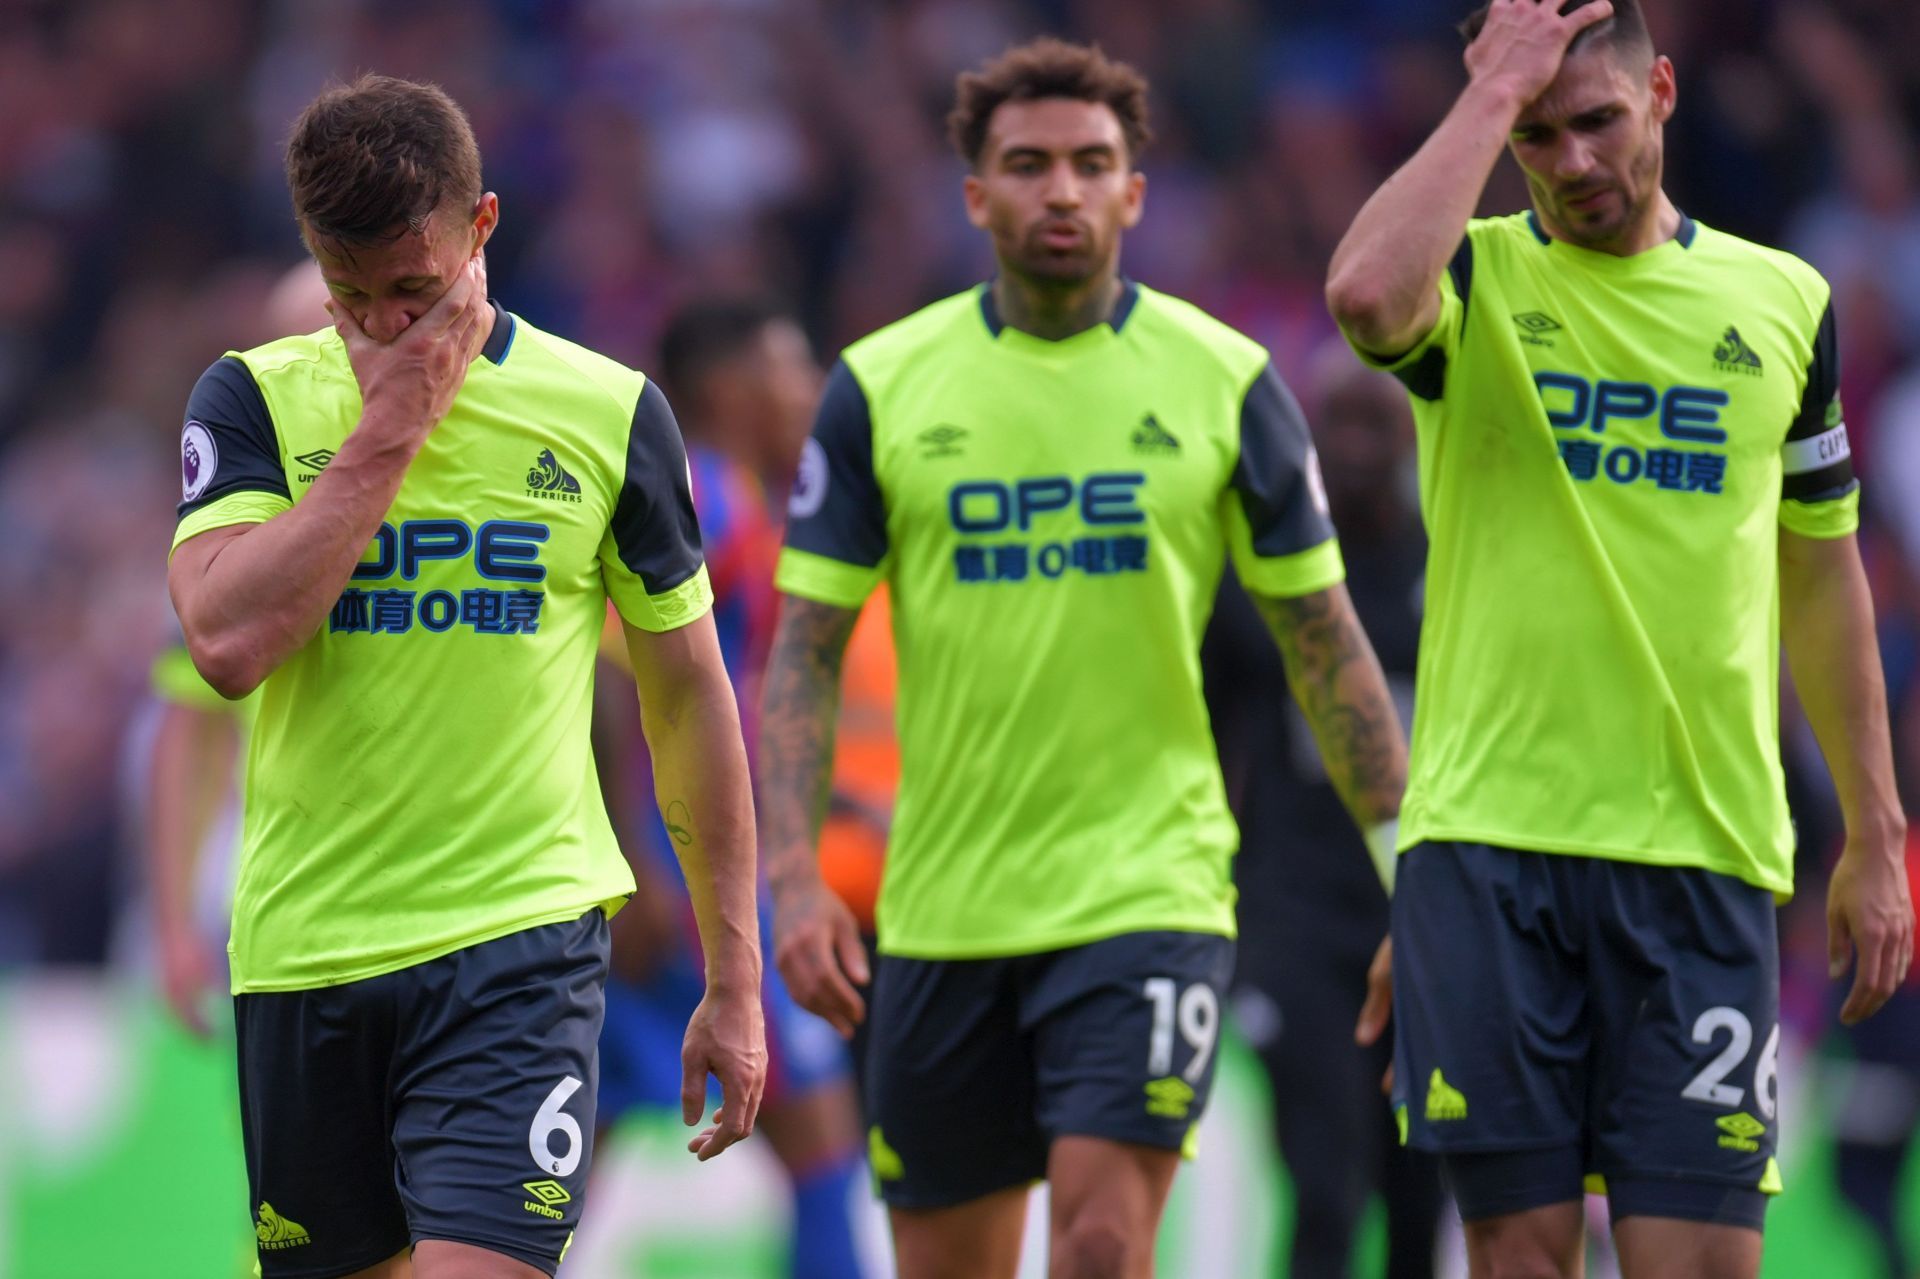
xmin=948 ymin=38 xmax=1152 ymax=169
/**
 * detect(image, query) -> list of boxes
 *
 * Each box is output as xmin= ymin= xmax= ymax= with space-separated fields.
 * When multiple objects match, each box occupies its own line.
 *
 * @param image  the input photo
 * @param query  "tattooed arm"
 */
xmin=1253 ymin=582 xmax=1409 ymax=1051
xmin=759 ymin=594 xmax=869 ymax=1036
xmin=624 ymin=610 xmax=765 ymax=1159
xmin=1250 ymin=583 xmax=1407 ymax=835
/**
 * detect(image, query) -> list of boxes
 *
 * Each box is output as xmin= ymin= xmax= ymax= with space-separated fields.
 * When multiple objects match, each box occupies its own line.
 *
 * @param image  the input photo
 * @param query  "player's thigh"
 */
xmin=1460 ymin=1199 xmax=1586 ymax=1279
xmin=1588 ymin=863 xmax=1779 ymax=1232
xmin=1046 ymin=1135 xmax=1180 ymax=1279
xmin=1391 ymin=845 xmax=1590 ymax=1169
xmin=389 ymin=910 xmax=611 ymax=1275
xmin=411 ymin=1238 xmax=552 ymax=1279
xmin=1025 ymin=930 xmax=1234 ymax=1159
xmin=889 ymin=1184 xmax=1031 ymax=1279
xmin=1612 ymin=1216 xmax=1761 ymax=1279
xmin=866 ymin=951 xmax=1046 ymax=1209
xmin=235 ymin=979 xmax=410 ymax=1277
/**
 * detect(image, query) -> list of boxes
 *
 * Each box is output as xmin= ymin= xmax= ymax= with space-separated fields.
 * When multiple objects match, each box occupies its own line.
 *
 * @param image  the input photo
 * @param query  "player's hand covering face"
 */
xmin=309 ymin=194 xmax=498 ymax=342
xmin=963 ymin=97 xmax=1145 ymax=286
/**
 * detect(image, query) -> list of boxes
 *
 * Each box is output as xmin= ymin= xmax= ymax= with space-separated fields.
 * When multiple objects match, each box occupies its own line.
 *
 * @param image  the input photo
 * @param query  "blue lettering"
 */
xmin=950 ymin=482 xmax=1009 ymax=534
xmin=476 ymin=520 xmax=550 ymax=582
xmin=1661 ymin=386 xmax=1729 ymax=444
xmin=1014 ymin=477 xmax=1074 ymax=531
xmin=400 ymin=519 xmax=474 ymax=579
xmin=1081 ymin=473 xmax=1146 ymax=525
xmin=1534 ymin=372 xmax=1590 ymax=429
xmin=1592 ymin=381 xmax=1657 ymax=435
xmin=417 ymin=589 xmax=458 ymax=632
xmin=353 ymin=524 xmax=398 ymax=579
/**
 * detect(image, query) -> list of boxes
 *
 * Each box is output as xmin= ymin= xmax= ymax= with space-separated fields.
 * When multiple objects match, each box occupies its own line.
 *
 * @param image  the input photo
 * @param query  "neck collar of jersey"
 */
xmin=978 ymin=277 xmax=1140 ymax=340
xmin=1525 ymin=208 xmax=1697 ymax=259
xmin=480 ymin=300 xmax=515 ymax=365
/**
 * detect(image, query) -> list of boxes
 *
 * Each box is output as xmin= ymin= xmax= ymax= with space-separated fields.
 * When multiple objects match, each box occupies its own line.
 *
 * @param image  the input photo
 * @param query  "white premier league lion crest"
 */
xmin=181 ymin=420 xmax=217 ymax=502
xmin=789 ymin=436 xmax=828 ymax=520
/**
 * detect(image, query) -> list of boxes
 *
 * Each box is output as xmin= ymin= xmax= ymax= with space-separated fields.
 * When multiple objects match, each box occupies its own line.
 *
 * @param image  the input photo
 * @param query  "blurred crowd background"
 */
xmin=2 ymin=0 xmax=1918 ymax=1273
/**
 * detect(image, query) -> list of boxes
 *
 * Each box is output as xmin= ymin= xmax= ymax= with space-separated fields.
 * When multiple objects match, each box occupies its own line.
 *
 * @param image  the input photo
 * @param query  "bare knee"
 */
xmin=1050 ymin=1209 xmax=1145 ymax=1279
xmin=1465 ymin=1204 xmax=1584 ymax=1279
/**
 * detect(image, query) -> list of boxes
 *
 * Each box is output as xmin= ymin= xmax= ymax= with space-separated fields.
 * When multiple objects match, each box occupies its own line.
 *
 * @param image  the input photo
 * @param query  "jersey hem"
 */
xmin=1400 ymin=823 xmax=1793 ymax=900
xmin=171 ymin=490 xmax=291 ymax=555
xmin=228 ymin=895 xmax=624 ymax=995
xmin=775 ymin=547 xmax=880 ymax=609
xmin=876 ymin=916 xmax=1234 ymax=962
xmin=1234 ymin=536 xmax=1346 ymax=599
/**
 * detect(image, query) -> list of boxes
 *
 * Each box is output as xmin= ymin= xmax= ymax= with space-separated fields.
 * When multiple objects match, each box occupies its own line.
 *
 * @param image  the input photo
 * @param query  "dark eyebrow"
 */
xmin=999 ymin=142 xmax=1119 ymax=163
xmin=395 ymin=275 xmax=438 ymax=287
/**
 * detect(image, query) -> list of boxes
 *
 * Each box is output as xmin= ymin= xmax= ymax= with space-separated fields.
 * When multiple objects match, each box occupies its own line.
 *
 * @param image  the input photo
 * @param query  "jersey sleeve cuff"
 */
xmin=609 ymin=563 xmax=713 ymax=633
xmin=1232 ymin=536 xmax=1346 ymax=599
xmin=1780 ymin=486 xmax=1861 ymax=540
xmin=170 ymin=489 xmax=292 ymax=556
xmin=775 ymin=546 xmax=882 ymax=609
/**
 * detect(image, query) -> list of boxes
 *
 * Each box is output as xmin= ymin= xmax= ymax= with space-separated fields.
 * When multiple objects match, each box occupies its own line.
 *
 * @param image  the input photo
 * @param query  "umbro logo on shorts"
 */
xmin=522 ymin=1179 xmax=571 ymax=1220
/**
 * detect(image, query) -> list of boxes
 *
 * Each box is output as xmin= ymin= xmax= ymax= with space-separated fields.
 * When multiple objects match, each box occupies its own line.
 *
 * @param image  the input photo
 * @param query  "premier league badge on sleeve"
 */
xmin=182 ymin=420 xmax=217 ymax=502
xmin=789 ymin=437 xmax=828 ymax=520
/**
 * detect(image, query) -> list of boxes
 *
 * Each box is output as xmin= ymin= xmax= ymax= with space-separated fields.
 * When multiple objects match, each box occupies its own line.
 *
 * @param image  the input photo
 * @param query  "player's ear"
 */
xmin=1121 ymin=169 xmax=1146 ymax=230
xmin=468 ymin=192 xmax=500 ymax=253
xmin=1647 ymin=55 xmax=1676 ymax=124
xmin=962 ymin=171 xmax=991 ymax=230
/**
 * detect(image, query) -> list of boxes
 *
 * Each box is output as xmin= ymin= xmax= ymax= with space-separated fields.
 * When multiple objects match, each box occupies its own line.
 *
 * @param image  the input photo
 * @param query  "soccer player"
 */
xmin=166 ymin=76 xmax=764 ymax=1279
xmin=593 ymin=299 xmax=872 ymax=1279
xmin=1207 ymin=347 xmax=1441 ymax=1279
xmin=1325 ymin=2 xmax=1917 ymax=1276
xmin=760 ymin=39 xmax=1407 ymax=1279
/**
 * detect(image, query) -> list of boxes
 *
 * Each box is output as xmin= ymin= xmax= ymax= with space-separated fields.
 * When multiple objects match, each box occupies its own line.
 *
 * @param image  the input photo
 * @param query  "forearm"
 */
xmin=758 ymin=598 xmax=857 ymax=905
xmin=171 ymin=421 xmax=422 ymax=695
xmin=1254 ymin=585 xmax=1407 ymax=829
xmin=642 ymin=667 xmax=761 ymax=991
xmin=1781 ymin=535 xmax=1905 ymax=846
xmin=1326 ymin=79 xmax=1520 ymax=352
xmin=146 ymin=705 xmax=235 ymax=936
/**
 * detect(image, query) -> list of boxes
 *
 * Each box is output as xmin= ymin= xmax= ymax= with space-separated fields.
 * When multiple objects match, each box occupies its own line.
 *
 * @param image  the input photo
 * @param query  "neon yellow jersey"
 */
xmin=1356 ymin=213 xmax=1858 ymax=896
xmin=777 ymin=283 xmax=1345 ymax=958
xmin=170 ymin=305 xmax=711 ymax=991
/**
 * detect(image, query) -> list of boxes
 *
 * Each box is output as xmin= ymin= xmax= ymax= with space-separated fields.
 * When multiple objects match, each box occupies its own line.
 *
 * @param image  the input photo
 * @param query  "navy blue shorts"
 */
xmin=865 ymin=930 xmax=1234 ymax=1210
xmin=235 ymin=910 xmax=610 ymax=1277
xmin=1391 ymin=843 xmax=1779 ymax=1229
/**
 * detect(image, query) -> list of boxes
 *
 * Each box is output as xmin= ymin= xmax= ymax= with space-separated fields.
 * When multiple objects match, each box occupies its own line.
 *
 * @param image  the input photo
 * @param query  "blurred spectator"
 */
xmin=1208 ymin=343 xmax=1441 ymax=1279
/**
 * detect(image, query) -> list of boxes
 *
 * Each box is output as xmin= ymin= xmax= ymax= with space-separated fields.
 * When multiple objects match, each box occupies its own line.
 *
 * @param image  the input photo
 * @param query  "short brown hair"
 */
xmin=285 ymin=74 xmax=482 ymax=247
xmin=947 ymin=38 xmax=1152 ymax=169
xmin=1460 ymin=0 xmax=1653 ymax=68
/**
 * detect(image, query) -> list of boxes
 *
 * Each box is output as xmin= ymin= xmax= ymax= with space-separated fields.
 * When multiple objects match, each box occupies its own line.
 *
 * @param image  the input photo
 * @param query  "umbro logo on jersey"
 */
xmin=918 ymin=424 xmax=968 ymax=458
xmin=1713 ymin=326 xmax=1763 ymax=375
xmin=1513 ymin=312 xmax=1561 ymax=346
xmin=527 ymin=448 xmax=583 ymax=503
xmin=1131 ymin=413 xmax=1181 ymax=456
xmin=293 ymin=448 xmax=335 ymax=483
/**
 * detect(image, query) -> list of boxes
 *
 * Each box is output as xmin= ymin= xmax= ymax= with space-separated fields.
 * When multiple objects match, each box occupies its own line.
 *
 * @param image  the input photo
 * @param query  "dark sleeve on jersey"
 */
xmin=177 ymin=357 xmax=287 ymax=521
xmin=1781 ymin=301 xmax=1856 ymax=503
xmin=783 ymin=360 xmax=888 ymax=567
xmin=609 ymin=380 xmax=706 ymax=593
xmin=1381 ymin=238 xmax=1472 ymax=401
xmin=1232 ymin=364 xmax=1338 ymax=557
